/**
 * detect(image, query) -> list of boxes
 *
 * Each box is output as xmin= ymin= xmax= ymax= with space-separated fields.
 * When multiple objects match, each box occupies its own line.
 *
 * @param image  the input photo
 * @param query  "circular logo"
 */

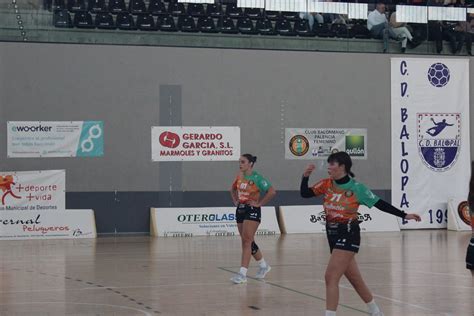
xmin=427 ymin=63 xmax=450 ymax=88
xmin=457 ymin=201 xmax=471 ymax=226
xmin=289 ymin=135 xmax=309 ymax=156
xmin=331 ymin=148 xmax=339 ymax=154
xmin=159 ymin=131 xmax=180 ymax=148
xmin=345 ymin=190 xmax=354 ymax=198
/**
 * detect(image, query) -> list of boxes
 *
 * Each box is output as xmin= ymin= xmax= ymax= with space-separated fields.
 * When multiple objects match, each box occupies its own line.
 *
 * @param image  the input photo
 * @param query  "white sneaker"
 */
xmin=230 ymin=273 xmax=247 ymax=284
xmin=370 ymin=312 xmax=384 ymax=316
xmin=255 ymin=264 xmax=271 ymax=279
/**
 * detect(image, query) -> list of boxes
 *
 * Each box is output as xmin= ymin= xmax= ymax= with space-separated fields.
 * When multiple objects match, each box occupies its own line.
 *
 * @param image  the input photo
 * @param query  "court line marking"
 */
xmin=220 ymin=265 xmax=437 ymax=314
xmin=280 ymin=279 xmax=474 ymax=290
xmin=218 ymin=267 xmax=370 ymax=315
xmin=337 ymin=283 xmax=434 ymax=313
xmin=0 ymin=282 xmax=238 ymax=295
xmin=0 ymin=280 xmax=471 ymax=296
xmin=359 ymin=264 xmax=469 ymax=279
xmin=0 ymin=302 xmax=153 ymax=315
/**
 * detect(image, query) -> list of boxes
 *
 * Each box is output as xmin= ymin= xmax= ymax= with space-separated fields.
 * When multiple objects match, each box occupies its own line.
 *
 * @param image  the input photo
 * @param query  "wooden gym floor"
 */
xmin=0 ymin=230 xmax=472 ymax=316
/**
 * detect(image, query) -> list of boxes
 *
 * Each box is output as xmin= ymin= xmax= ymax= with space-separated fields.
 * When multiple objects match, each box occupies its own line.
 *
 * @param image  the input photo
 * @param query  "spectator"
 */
xmin=428 ymin=0 xmax=465 ymax=54
xmin=299 ymin=12 xmax=324 ymax=30
xmin=459 ymin=14 xmax=474 ymax=55
xmin=389 ymin=11 xmax=421 ymax=52
xmin=447 ymin=20 xmax=466 ymax=53
xmin=367 ymin=2 xmax=399 ymax=52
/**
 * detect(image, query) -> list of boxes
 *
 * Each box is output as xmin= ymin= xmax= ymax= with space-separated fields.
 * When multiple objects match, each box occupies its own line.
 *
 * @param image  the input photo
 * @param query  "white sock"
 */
xmin=325 ymin=310 xmax=336 ymax=316
xmin=367 ymin=299 xmax=381 ymax=313
xmin=239 ymin=267 xmax=248 ymax=276
xmin=257 ymin=258 xmax=267 ymax=268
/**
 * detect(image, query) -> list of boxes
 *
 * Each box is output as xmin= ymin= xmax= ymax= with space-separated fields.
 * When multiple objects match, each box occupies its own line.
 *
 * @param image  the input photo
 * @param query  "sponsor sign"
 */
xmin=150 ymin=206 xmax=279 ymax=237
xmin=278 ymin=205 xmax=400 ymax=233
xmin=285 ymin=128 xmax=368 ymax=160
xmin=0 ymin=170 xmax=65 ymax=211
xmin=447 ymin=197 xmax=472 ymax=231
xmin=152 ymin=127 xmax=240 ymax=161
xmin=391 ymin=58 xmax=470 ymax=229
xmin=0 ymin=209 xmax=96 ymax=240
xmin=8 ymin=121 xmax=104 ymax=158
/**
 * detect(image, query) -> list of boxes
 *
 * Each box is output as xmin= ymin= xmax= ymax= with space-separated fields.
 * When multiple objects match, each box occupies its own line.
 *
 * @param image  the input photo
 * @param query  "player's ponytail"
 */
xmin=242 ymin=154 xmax=257 ymax=166
xmin=327 ymin=151 xmax=355 ymax=178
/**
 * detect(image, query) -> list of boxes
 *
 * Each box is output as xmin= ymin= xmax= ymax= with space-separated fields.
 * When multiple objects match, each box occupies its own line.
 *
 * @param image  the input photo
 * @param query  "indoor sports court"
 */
xmin=1 ymin=0 xmax=474 ymax=315
xmin=0 ymin=231 xmax=472 ymax=315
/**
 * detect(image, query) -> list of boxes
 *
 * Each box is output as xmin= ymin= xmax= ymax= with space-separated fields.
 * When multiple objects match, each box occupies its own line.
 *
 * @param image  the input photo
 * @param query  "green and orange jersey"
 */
xmin=311 ymin=177 xmax=380 ymax=224
xmin=232 ymin=171 xmax=272 ymax=204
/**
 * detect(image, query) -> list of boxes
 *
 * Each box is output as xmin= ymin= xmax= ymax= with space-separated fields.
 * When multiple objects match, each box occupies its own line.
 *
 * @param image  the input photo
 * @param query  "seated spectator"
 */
xmin=428 ymin=0 xmax=465 ymax=54
xmin=367 ymin=2 xmax=399 ymax=52
xmin=449 ymin=21 xmax=467 ymax=54
xmin=457 ymin=14 xmax=473 ymax=55
xmin=389 ymin=11 xmax=421 ymax=52
xmin=332 ymin=14 xmax=347 ymax=25
xmin=464 ymin=14 xmax=474 ymax=55
xmin=299 ymin=12 xmax=324 ymax=30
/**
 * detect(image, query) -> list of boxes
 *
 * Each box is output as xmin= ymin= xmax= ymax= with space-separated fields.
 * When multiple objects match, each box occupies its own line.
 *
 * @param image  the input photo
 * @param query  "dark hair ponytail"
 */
xmin=242 ymin=153 xmax=257 ymax=166
xmin=327 ymin=151 xmax=355 ymax=178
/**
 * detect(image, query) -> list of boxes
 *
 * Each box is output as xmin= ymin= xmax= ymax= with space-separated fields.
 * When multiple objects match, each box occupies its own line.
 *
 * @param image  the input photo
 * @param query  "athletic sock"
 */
xmin=367 ymin=299 xmax=381 ymax=314
xmin=239 ymin=267 xmax=248 ymax=276
xmin=257 ymin=258 xmax=267 ymax=268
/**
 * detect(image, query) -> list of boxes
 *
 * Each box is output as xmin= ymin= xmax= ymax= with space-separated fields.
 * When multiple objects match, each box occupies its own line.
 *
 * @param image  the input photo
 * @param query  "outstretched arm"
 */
xmin=374 ymin=199 xmax=421 ymax=221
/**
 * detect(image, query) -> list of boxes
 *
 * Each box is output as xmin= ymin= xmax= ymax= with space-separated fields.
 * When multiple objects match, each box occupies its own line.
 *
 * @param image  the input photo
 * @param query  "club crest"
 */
xmin=417 ymin=113 xmax=461 ymax=172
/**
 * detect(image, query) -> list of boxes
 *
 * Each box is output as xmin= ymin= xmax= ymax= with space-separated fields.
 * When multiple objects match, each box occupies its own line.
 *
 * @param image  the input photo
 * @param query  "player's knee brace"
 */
xmin=251 ymin=241 xmax=259 ymax=255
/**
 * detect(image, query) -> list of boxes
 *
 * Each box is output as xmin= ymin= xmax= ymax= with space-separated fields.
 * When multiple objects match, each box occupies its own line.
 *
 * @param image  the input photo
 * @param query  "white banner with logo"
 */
xmin=8 ymin=121 xmax=104 ymax=158
xmin=0 ymin=209 xmax=96 ymax=240
xmin=285 ymin=128 xmax=368 ymax=160
xmin=391 ymin=58 xmax=470 ymax=229
xmin=152 ymin=127 xmax=240 ymax=161
xmin=278 ymin=205 xmax=400 ymax=233
xmin=447 ymin=197 xmax=472 ymax=231
xmin=150 ymin=207 xmax=279 ymax=237
xmin=0 ymin=170 xmax=65 ymax=211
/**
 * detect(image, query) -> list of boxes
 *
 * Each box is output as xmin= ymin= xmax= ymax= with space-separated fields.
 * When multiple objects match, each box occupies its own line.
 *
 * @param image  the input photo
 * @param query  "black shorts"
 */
xmin=326 ymin=222 xmax=361 ymax=253
xmin=235 ymin=204 xmax=261 ymax=224
xmin=466 ymin=237 xmax=474 ymax=270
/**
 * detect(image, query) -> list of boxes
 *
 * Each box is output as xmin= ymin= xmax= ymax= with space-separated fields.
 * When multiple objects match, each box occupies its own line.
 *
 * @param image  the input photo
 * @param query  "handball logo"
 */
xmin=457 ymin=201 xmax=471 ymax=226
xmin=427 ymin=63 xmax=450 ymax=88
xmin=159 ymin=131 xmax=180 ymax=148
xmin=417 ymin=113 xmax=461 ymax=172
xmin=289 ymin=135 xmax=309 ymax=157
